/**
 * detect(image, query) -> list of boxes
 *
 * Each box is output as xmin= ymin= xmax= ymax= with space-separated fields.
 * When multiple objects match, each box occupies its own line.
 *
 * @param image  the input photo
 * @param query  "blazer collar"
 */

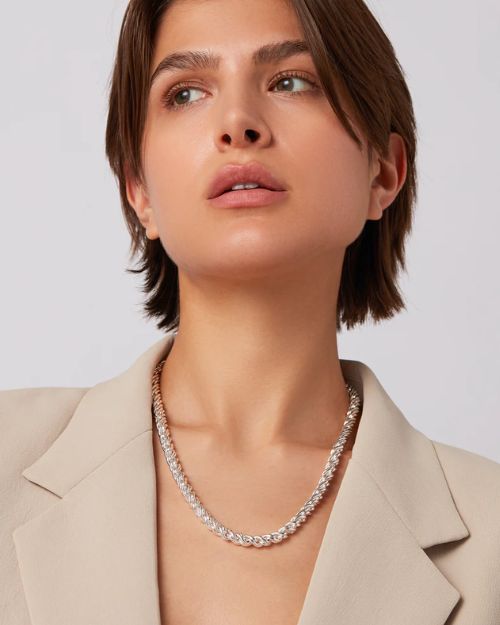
xmin=14 ymin=330 xmax=470 ymax=625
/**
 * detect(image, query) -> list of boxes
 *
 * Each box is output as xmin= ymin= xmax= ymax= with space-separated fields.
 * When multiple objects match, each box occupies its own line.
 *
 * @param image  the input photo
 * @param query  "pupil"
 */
xmin=175 ymin=89 xmax=190 ymax=104
xmin=279 ymin=78 xmax=293 ymax=92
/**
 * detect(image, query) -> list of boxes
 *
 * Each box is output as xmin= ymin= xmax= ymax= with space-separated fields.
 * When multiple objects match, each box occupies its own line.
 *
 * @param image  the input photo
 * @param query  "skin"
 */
xmin=127 ymin=0 xmax=407 ymax=464
xmin=125 ymin=0 xmax=407 ymax=621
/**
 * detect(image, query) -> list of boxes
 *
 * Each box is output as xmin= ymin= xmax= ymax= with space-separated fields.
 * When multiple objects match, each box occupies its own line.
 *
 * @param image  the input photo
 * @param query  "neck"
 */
xmin=159 ymin=270 xmax=351 ymax=454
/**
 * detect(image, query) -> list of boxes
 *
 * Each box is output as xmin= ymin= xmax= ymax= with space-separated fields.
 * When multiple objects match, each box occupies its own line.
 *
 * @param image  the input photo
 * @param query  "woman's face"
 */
xmin=129 ymin=0 xmax=384 ymax=283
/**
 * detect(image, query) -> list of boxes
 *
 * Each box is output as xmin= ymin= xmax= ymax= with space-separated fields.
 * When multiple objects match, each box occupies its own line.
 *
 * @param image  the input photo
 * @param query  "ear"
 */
xmin=366 ymin=133 xmax=408 ymax=221
xmin=124 ymin=163 xmax=160 ymax=240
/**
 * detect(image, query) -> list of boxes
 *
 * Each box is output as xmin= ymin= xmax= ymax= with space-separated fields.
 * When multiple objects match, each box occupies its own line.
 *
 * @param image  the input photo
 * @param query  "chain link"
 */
xmin=152 ymin=357 xmax=361 ymax=548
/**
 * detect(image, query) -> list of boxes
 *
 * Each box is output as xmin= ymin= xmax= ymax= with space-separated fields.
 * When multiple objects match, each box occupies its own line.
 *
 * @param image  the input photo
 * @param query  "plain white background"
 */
xmin=0 ymin=1 xmax=499 ymax=462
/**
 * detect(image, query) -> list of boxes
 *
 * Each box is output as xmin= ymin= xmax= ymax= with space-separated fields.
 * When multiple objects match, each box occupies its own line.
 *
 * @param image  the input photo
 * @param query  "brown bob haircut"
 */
xmin=105 ymin=0 xmax=418 ymax=334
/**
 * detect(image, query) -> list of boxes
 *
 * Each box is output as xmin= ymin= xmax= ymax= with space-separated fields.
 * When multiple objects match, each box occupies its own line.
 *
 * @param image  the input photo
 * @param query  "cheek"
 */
xmin=141 ymin=106 xmax=372 ymax=269
xmin=283 ymin=120 xmax=371 ymax=247
xmin=142 ymin=128 xmax=208 ymax=255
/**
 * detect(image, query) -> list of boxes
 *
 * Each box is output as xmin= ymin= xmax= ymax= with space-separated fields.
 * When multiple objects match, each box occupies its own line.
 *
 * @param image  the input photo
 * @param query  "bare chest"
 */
xmin=153 ymin=431 xmax=352 ymax=625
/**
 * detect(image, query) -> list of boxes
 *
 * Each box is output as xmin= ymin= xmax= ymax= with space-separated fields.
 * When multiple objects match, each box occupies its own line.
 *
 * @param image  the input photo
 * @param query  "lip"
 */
xmin=208 ymin=187 xmax=288 ymax=209
xmin=206 ymin=160 xmax=288 ymax=200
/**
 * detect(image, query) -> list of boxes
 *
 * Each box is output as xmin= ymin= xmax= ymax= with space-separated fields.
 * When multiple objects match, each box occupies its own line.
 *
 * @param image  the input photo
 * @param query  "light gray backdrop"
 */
xmin=1 ymin=1 xmax=499 ymax=461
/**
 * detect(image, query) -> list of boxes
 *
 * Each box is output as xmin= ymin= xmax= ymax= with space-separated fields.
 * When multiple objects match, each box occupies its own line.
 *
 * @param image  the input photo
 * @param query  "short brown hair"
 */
xmin=105 ymin=0 xmax=418 ymax=333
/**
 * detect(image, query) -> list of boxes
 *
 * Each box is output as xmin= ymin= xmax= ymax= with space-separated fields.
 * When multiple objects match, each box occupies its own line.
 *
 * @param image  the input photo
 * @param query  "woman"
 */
xmin=2 ymin=0 xmax=499 ymax=623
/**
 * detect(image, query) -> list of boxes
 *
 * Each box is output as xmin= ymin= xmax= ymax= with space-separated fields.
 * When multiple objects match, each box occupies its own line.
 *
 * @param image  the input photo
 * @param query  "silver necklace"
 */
xmin=151 ymin=357 xmax=362 ymax=548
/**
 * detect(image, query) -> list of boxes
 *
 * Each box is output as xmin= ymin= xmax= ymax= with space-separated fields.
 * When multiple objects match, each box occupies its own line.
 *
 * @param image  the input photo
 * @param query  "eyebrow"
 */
xmin=149 ymin=39 xmax=311 ymax=89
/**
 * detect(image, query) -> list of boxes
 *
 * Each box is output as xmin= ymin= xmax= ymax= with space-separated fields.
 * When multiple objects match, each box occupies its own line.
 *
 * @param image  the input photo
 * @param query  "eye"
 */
xmin=270 ymin=71 xmax=319 ymax=95
xmin=161 ymin=71 xmax=320 ymax=111
xmin=161 ymin=83 xmax=205 ymax=109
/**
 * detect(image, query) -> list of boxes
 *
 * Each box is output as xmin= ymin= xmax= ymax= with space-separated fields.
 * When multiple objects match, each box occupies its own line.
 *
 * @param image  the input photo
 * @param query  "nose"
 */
xmin=213 ymin=93 xmax=272 ymax=151
xmin=223 ymin=127 xmax=260 ymax=145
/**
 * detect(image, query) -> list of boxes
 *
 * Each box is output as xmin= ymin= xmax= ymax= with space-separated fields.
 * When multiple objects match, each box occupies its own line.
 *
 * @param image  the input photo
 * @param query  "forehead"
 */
xmin=152 ymin=0 xmax=304 ymax=68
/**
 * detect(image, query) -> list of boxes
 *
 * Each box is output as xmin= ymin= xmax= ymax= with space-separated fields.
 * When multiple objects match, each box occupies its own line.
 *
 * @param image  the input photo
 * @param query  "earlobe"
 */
xmin=367 ymin=133 xmax=408 ymax=221
xmin=124 ymin=163 xmax=149 ymax=224
xmin=124 ymin=164 xmax=160 ymax=240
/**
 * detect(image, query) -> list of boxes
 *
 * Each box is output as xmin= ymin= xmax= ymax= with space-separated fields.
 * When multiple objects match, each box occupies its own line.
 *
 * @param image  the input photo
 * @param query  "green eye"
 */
xmin=272 ymin=74 xmax=317 ymax=93
xmin=170 ymin=86 xmax=205 ymax=107
xmin=162 ymin=71 xmax=319 ymax=111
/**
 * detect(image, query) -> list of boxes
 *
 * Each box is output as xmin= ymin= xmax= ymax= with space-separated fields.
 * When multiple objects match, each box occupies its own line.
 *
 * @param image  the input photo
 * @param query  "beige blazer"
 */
xmin=1 ymin=331 xmax=500 ymax=625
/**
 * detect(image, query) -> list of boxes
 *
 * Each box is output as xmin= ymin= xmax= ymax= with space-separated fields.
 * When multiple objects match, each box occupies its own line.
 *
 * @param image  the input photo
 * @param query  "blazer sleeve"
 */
xmin=431 ymin=439 xmax=500 ymax=614
xmin=0 ymin=386 xmax=88 ymax=625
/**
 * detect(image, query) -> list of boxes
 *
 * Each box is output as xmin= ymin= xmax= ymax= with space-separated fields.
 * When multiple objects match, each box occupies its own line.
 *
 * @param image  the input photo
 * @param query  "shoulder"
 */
xmin=432 ymin=438 xmax=500 ymax=530
xmin=0 ymin=386 xmax=89 ymax=620
xmin=0 ymin=385 xmax=89 ymax=428
xmin=0 ymin=385 xmax=89 ymax=413
xmin=432 ymin=438 xmax=500 ymax=489
xmin=0 ymin=386 xmax=89 ymax=470
xmin=0 ymin=386 xmax=90 ymax=526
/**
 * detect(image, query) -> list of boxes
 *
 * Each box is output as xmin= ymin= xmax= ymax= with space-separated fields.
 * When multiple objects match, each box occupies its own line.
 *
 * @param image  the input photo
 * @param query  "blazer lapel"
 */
xmin=13 ymin=331 xmax=470 ymax=625
xmin=13 ymin=333 xmax=176 ymax=625
xmin=296 ymin=358 xmax=470 ymax=625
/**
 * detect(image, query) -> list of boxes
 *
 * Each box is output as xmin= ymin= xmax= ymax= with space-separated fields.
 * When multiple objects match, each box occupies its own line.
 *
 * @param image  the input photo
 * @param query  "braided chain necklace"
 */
xmin=151 ymin=356 xmax=361 ymax=548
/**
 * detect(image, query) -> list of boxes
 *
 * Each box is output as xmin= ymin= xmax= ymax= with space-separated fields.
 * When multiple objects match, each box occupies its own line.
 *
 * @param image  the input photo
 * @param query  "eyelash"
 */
xmin=160 ymin=70 xmax=320 ymax=111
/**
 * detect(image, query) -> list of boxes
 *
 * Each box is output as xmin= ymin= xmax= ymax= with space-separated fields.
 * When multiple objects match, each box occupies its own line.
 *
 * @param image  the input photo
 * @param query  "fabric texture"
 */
xmin=1 ymin=330 xmax=500 ymax=624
